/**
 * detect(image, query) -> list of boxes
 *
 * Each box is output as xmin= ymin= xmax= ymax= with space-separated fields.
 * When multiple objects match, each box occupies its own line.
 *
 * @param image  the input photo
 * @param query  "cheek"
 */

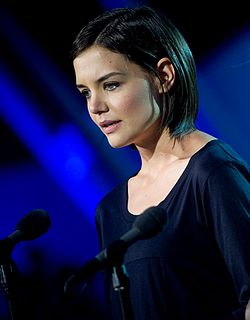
xmin=119 ymin=89 xmax=151 ymax=116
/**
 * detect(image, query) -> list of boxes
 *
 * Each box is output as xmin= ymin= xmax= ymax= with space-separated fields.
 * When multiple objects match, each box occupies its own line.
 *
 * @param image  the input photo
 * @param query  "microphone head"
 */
xmin=15 ymin=209 xmax=51 ymax=240
xmin=133 ymin=206 xmax=166 ymax=239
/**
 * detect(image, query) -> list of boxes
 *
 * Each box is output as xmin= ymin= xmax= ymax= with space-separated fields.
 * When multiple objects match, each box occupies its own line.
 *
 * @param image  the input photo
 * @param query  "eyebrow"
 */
xmin=76 ymin=72 xmax=125 ymax=89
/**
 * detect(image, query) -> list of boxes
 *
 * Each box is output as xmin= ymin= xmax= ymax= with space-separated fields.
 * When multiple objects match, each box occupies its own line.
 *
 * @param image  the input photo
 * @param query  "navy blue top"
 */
xmin=95 ymin=140 xmax=250 ymax=320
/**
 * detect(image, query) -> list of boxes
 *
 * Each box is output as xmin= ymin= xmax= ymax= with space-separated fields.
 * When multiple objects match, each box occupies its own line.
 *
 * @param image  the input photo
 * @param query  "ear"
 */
xmin=156 ymin=57 xmax=175 ymax=93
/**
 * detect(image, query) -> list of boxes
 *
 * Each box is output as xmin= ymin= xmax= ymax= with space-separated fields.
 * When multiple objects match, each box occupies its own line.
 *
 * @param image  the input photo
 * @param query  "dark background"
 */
xmin=0 ymin=0 xmax=250 ymax=319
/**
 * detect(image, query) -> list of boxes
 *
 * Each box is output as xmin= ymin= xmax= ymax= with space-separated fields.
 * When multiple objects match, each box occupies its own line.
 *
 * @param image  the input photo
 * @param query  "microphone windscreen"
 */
xmin=133 ymin=206 xmax=166 ymax=239
xmin=15 ymin=209 xmax=51 ymax=240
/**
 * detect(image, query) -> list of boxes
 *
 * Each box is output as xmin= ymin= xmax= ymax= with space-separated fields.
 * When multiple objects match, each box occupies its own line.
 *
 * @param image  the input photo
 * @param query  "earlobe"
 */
xmin=157 ymin=58 xmax=175 ymax=93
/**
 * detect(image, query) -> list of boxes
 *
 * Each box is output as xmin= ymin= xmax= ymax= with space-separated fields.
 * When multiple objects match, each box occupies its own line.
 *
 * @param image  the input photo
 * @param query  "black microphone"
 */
xmin=64 ymin=206 xmax=166 ymax=295
xmin=0 ymin=209 xmax=51 ymax=263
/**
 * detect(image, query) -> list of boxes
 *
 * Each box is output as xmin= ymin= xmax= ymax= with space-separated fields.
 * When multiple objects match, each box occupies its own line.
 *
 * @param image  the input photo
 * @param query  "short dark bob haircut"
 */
xmin=71 ymin=6 xmax=198 ymax=139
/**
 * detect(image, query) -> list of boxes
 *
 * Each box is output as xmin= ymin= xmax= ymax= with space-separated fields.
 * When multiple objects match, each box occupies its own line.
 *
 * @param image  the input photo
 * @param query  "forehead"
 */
xmin=73 ymin=45 xmax=150 ymax=86
xmin=74 ymin=46 xmax=129 ymax=73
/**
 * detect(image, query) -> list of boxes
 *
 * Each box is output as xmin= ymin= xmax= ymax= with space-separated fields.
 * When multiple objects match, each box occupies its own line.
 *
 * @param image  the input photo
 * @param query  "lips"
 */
xmin=99 ymin=120 xmax=121 ymax=134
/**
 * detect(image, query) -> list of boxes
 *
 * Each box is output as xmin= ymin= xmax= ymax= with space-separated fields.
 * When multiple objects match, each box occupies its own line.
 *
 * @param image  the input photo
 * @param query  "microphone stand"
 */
xmin=112 ymin=259 xmax=134 ymax=320
xmin=0 ymin=239 xmax=17 ymax=320
xmin=0 ymin=264 xmax=16 ymax=320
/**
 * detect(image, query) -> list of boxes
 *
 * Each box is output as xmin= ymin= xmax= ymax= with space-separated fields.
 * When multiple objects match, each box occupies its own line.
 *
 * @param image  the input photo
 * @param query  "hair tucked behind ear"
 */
xmin=72 ymin=6 xmax=198 ymax=139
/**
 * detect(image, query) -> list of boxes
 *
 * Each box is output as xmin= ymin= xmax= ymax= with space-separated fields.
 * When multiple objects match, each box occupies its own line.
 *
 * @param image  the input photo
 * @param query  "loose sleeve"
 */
xmin=203 ymin=161 xmax=250 ymax=319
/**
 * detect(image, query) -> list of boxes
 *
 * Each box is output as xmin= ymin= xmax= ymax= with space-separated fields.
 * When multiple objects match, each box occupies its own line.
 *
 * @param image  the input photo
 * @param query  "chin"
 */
xmin=108 ymin=142 xmax=125 ymax=149
xmin=107 ymin=138 xmax=131 ymax=149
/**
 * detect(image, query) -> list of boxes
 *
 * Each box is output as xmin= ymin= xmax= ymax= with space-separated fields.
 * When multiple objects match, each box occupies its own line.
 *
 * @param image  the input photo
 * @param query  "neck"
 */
xmin=135 ymin=130 xmax=183 ymax=173
xmin=135 ymin=129 xmax=215 ymax=175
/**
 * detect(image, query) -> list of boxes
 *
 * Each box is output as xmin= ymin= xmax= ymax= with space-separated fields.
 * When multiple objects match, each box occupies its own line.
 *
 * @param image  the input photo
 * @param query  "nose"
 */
xmin=88 ymin=92 xmax=108 ymax=115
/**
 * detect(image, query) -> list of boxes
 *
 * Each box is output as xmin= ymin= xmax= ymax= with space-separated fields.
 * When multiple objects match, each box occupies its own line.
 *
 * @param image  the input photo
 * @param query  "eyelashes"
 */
xmin=80 ymin=81 xmax=121 ymax=99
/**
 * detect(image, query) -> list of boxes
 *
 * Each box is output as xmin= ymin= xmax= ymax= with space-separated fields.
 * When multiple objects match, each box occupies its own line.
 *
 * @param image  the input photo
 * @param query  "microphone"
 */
xmin=64 ymin=206 xmax=166 ymax=295
xmin=0 ymin=209 xmax=51 ymax=263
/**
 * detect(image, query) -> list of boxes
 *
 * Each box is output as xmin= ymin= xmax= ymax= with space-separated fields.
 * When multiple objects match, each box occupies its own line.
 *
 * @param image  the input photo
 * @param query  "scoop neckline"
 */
xmin=121 ymin=139 xmax=221 ymax=220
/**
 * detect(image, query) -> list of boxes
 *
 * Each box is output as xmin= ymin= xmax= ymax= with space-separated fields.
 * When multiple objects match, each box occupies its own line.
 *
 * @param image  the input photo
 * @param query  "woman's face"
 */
xmin=73 ymin=46 xmax=161 ymax=148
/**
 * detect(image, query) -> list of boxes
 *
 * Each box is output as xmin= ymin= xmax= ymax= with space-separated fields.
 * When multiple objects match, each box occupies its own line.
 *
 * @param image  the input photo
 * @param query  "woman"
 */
xmin=71 ymin=6 xmax=250 ymax=320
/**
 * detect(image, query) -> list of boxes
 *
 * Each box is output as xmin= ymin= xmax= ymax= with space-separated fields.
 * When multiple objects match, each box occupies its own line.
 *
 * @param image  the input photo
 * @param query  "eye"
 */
xmin=104 ymin=82 xmax=120 ymax=91
xmin=80 ymin=89 xmax=91 ymax=99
